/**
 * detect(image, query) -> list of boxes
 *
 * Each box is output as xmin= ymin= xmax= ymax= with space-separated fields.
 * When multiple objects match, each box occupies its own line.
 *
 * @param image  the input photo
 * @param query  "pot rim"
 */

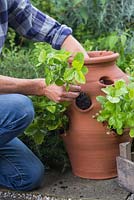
xmin=69 ymin=50 xmax=119 ymax=64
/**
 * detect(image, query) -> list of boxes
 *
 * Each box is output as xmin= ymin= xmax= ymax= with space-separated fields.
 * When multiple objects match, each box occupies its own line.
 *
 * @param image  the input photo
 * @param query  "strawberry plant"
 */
xmin=96 ymin=79 xmax=134 ymax=138
xmin=26 ymin=43 xmax=88 ymax=144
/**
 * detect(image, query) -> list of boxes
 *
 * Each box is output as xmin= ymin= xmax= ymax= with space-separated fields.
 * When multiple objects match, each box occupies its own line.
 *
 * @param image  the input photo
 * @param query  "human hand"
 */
xmin=36 ymin=79 xmax=81 ymax=103
xmin=44 ymin=84 xmax=81 ymax=103
xmin=61 ymin=35 xmax=89 ymax=59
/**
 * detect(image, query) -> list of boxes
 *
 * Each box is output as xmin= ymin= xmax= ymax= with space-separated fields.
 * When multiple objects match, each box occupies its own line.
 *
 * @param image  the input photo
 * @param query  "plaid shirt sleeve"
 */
xmin=8 ymin=0 xmax=72 ymax=49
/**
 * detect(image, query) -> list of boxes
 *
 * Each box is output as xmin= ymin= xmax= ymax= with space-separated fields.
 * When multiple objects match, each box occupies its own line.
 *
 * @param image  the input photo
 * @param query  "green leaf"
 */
xmin=116 ymin=128 xmax=123 ymax=135
xmin=47 ymin=120 xmax=61 ymax=130
xmin=116 ymin=119 xmax=123 ymax=129
xmin=101 ymin=86 xmax=113 ymax=95
xmin=108 ymin=35 xmax=119 ymax=49
xmin=36 ymin=62 xmax=42 ymax=67
xmin=33 ymin=132 xmax=45 ymax=145
xmin=72 ymin=60 xmax=83 ymax=70
xmin=126 ymin=112 xmax=134 ymax=126
xmin=129 ymin=128 xmax=134 ymax=138
xmin=97 ymin=114 xmax=108 ymax=122
xmin=75 ymin=71 xmax=86 ymax=84
xmin=72 ymin=52 xmax=84 ymax=70
xmin=79 ymin=7 xmax=88 ymax=23
xmin=38 ymin=49 xmax=46 ymax=63
xmin=25 ymin=126 xmax=37 ymax=136
xmin=81 ymin=66 xmax=88 ymax=74
xmin=73 ymin=0 xmax=82 ymax=6
xmin=130 ymin=100 xmax=134 ymax=109
xmin=46 ymin=105 xmax=56 ymax=113
xmin=114 ymin=79 xmax=128 ymax=96
xmin=55 ymin=79 xmax=64 ymax=86
xmin=120 ymin=34 xmax=127 ymax=47
xmin=107 ymin=96 xmax=120 ymax=103
xmin=55 ymin=51 xmax=71 ymax=61
xmin=108 ymin=116 xmax=116 ymax=127
xmin=129 ymin=88 xmax=134 ymax=99
xmin=45 ymin=75 xmax=52 ymax=85
xmin=96 ymin=96 xmax=106 ymax=104
xmin=64 ymin=68 xmax=75 ymax=81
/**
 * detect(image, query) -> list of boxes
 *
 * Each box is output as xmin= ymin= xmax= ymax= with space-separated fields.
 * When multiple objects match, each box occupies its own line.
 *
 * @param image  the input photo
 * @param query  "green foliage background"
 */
xmin=1 ymin=0 xmax=134 ymax=170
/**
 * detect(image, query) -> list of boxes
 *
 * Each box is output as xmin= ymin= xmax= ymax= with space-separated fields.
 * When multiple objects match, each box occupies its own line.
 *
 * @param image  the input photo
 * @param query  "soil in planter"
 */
xmin=99 ymin=76 xmax=114 ymax=85
xmin=75 ymin=92 xmax=92 ymax=110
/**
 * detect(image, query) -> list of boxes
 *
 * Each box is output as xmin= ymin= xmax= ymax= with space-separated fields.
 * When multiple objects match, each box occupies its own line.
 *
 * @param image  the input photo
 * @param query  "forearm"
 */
xmin=0 ymin=75 xmax=81 ymax=103
xmin=0 ymin=76 xmax=45 ymax=95
xmin=61 ymin=35 xmax=89 ymax=59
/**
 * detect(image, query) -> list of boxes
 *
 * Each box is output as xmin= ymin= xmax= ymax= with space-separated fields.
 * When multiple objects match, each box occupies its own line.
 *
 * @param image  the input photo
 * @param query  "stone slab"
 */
xmin=37 ymin=170 xmax=130 ymax=200
xmin=0 ymin=170 xmax=130 ymax=200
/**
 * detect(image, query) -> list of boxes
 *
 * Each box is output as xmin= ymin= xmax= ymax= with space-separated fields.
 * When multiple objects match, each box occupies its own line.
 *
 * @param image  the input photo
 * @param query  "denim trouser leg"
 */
xmin=0 ymin=94 xmax=45 ymax=191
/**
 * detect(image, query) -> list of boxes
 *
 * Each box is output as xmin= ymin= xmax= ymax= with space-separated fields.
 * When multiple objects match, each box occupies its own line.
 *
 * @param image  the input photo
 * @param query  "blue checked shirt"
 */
xmin=0 ymin=0 xmax=72 ymax=53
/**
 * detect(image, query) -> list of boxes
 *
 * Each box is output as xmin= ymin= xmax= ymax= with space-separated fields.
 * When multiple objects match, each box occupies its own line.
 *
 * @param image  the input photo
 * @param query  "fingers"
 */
xmin=58 ymin=95 xmax=78 ymax=102
xmin=62 ymin=91 xmax=80 ymax=99
xmin=43 ymin=83 xmax=82 ymax=103
xmin=57 ymin=86 xmax=81 ymax=102
xmin=68 ymin=85 xmax=81 ymax=92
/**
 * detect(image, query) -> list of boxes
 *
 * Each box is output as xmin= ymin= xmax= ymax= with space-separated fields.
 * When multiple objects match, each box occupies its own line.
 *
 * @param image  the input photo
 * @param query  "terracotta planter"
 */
xmin=61 ymin=51 xmax=130 ymax=179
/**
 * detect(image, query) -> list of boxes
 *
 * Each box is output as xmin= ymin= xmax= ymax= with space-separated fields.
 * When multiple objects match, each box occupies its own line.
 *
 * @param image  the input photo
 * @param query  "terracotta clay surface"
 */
xmin=62 ymin=51 xmax=130 ymax=179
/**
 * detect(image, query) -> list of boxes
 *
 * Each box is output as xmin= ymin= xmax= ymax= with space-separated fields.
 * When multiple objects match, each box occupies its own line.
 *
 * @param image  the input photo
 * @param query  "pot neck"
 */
xmin=69 ymin=51 xmax=119 ymax=65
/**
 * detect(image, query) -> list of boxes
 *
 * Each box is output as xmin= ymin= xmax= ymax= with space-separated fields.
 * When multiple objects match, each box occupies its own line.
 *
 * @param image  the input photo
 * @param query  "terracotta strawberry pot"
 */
xmin=61 ymin=51 xmax=130 ymax=179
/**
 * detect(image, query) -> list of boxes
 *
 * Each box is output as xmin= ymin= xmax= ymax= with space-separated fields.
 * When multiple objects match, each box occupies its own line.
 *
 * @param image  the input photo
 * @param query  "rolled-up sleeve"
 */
xmin=8 ymin=0 xmax=72 ymax=49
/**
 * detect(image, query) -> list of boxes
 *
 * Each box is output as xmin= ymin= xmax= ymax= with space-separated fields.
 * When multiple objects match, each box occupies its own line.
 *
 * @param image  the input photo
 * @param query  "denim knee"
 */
xmin=24 ymin=162 xmax=45 ymax=191
xmin=0 ymin=138 xmax=45 ymax=191
xmin=15 ymin=161 xmax=45 ymax=191
xmin=0 ymin=94 xmax=35 ymax=146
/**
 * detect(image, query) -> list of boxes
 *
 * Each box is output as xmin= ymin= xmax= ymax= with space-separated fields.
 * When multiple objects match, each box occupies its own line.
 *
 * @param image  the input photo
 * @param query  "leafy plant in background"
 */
xmin=125 ymin=58 xmax=134 ymax=77
xmin=0 ymin=28 xmax=36 ymax=79
xmin=83 ymin=30 xmax=134 ymax=74
xmin=94 ymin=31 xmax=129 ymax=71
xmin=26 ymin=43 xmax=88 ymax=145
xmin=31 ymin=0 xmax=56 ymax=18
xmin=5 ymin=0 xmax=134 ymax=52
xmin=96 ymin=79 xmax=134 ymax=137
xmin=48 ymin=0 xmax=134 ymax=41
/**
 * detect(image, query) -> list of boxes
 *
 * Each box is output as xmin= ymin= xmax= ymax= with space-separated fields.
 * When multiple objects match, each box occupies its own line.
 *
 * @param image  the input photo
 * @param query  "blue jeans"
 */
xmin=0 ymin=94 xmax=44 ymax=191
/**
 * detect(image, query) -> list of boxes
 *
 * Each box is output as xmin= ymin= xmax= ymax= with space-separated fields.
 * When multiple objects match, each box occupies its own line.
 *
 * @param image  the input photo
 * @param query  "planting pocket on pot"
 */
xmin=99 ymin=76 xmax=114 ymax=86
xmin=74 ymin=92 xmax=93 ymax=112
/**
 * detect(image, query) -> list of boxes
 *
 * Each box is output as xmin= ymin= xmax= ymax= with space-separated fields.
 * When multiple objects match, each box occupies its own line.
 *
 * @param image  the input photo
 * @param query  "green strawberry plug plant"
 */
xmin=96 ymin=78 xmax=134 ymax=138
xmin=26 ymin=43 xmax=88 ymax=144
